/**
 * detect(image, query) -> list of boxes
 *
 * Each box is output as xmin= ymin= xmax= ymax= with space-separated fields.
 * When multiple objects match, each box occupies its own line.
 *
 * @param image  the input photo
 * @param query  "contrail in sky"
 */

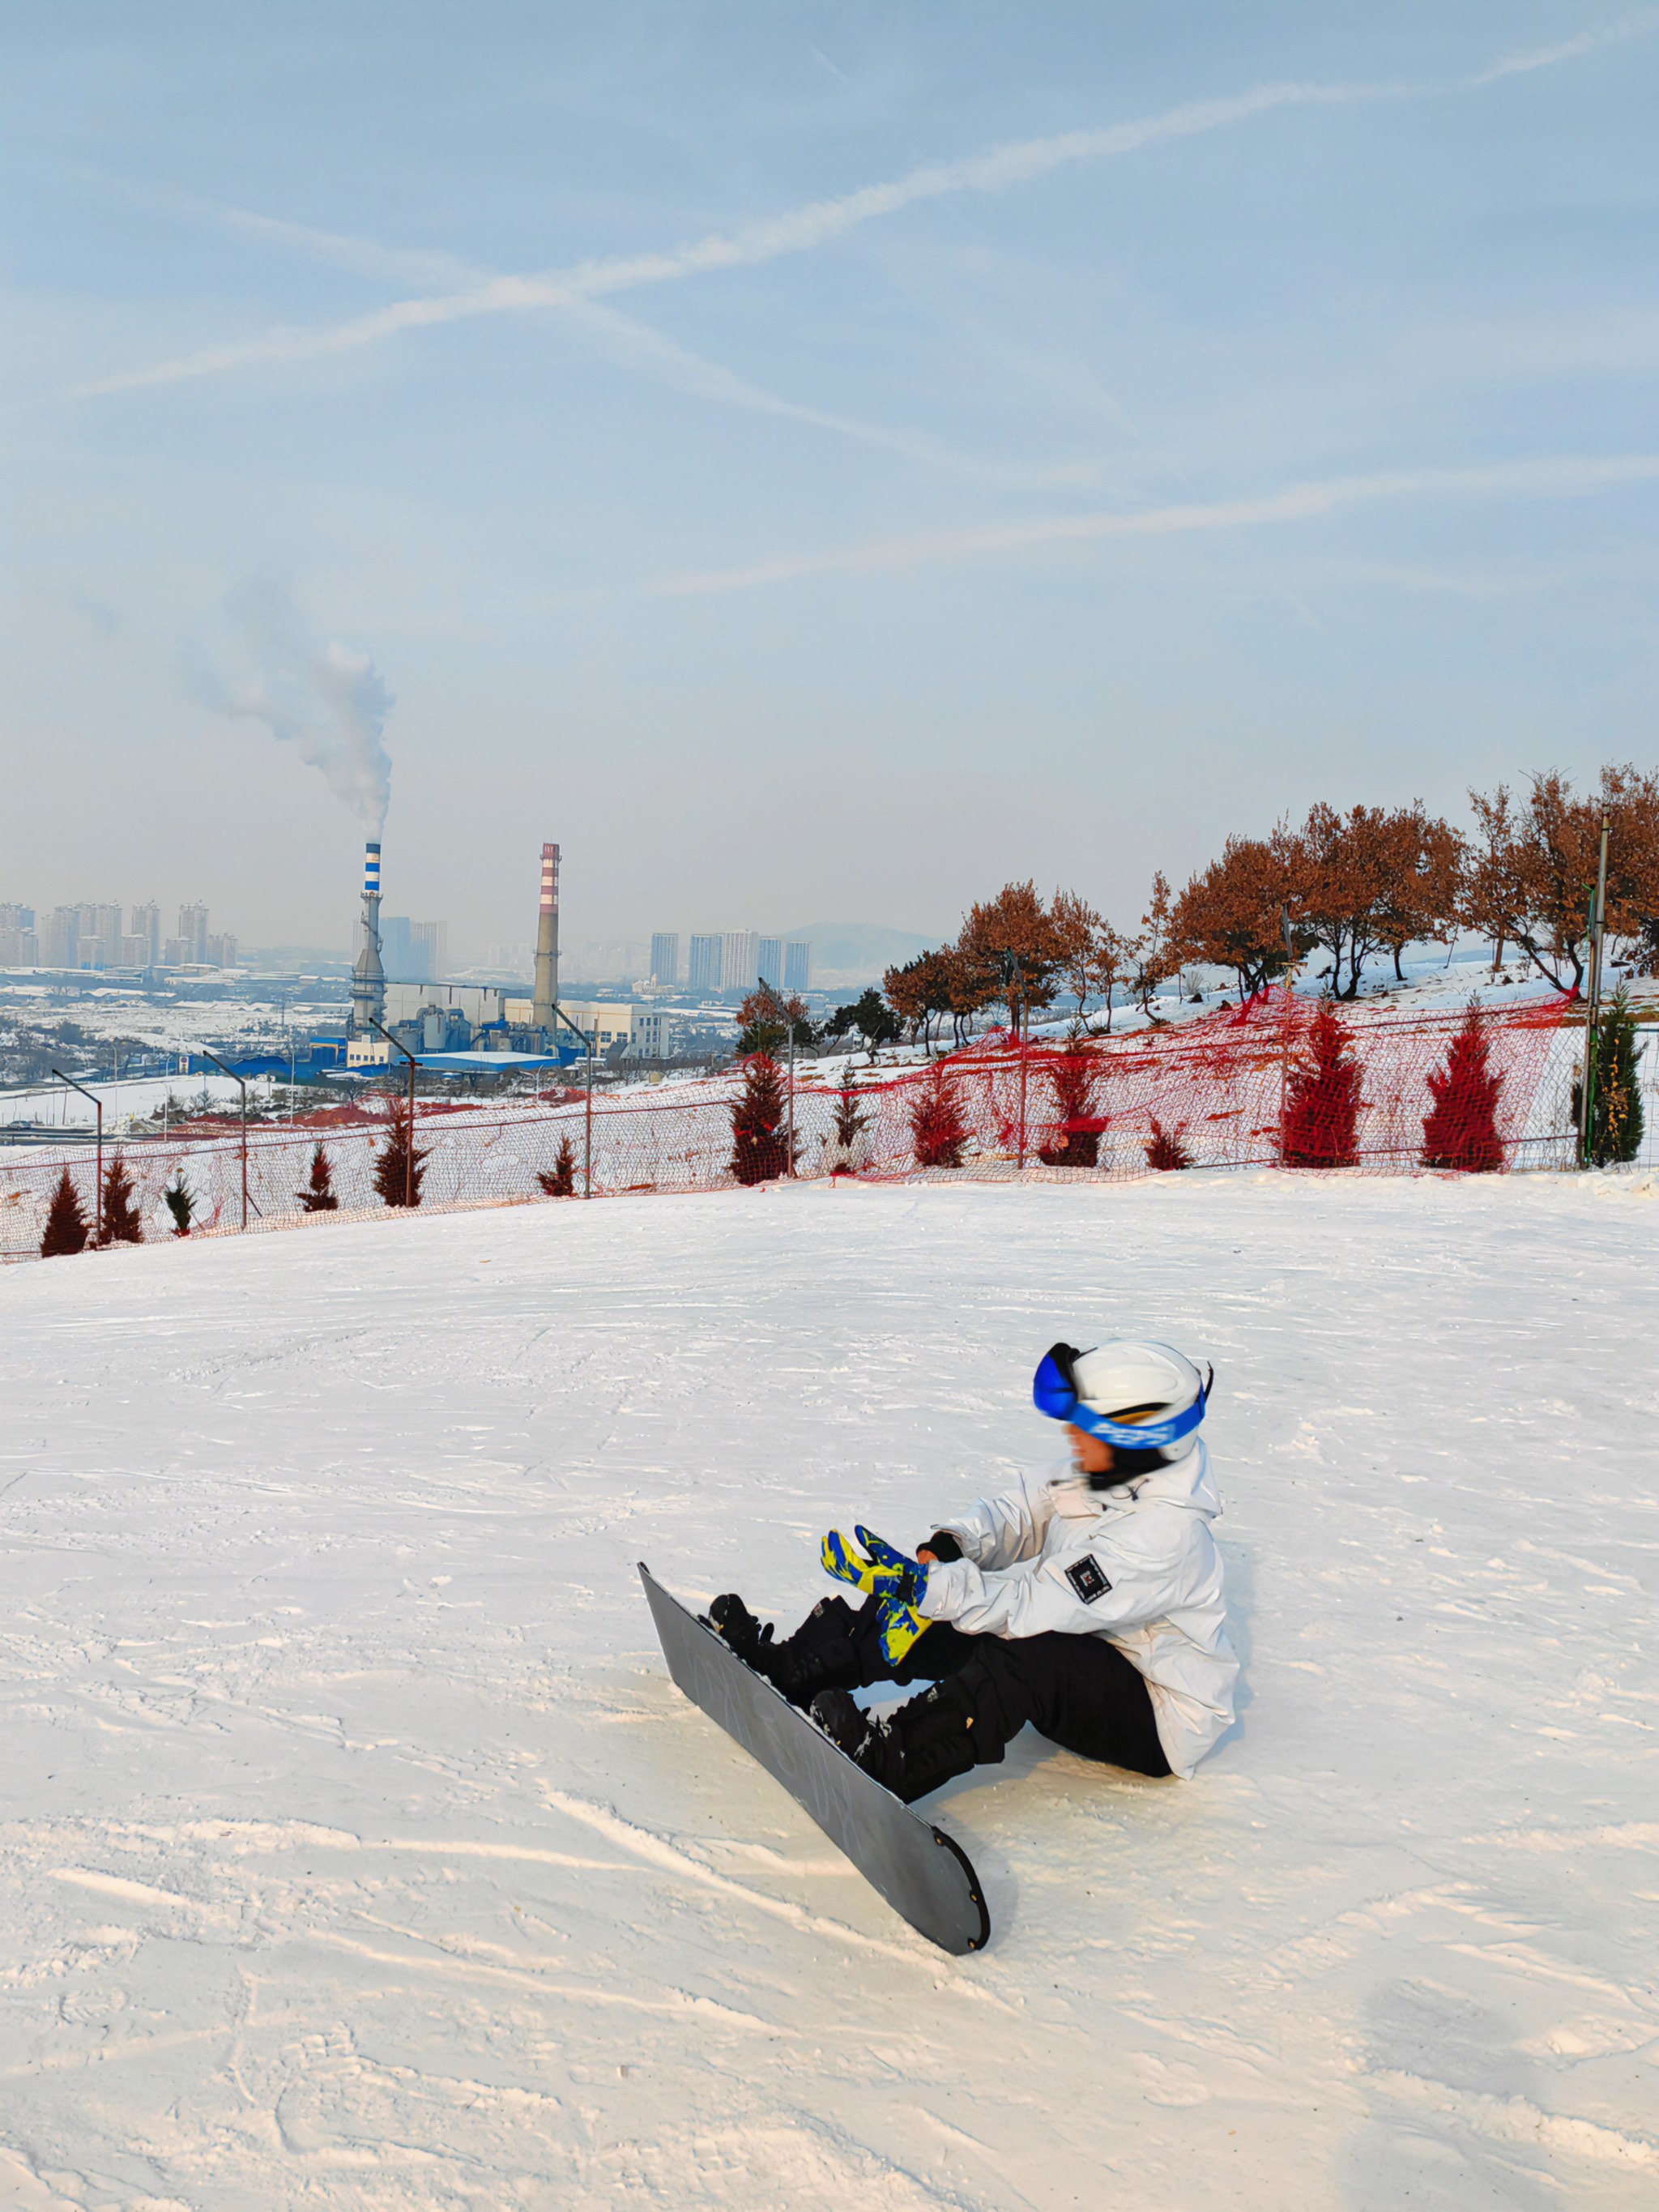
xmin=645 ymin=455 xmax=1659 ymax=598
xmin=66 ymin=21 xmax=1656 ymax=404
xmin=75 ymin=79 xmax=1372 ymax=398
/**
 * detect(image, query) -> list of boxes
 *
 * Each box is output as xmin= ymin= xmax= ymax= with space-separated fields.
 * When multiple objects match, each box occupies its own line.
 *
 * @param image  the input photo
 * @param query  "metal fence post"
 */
xmin=367 ymin=1021 xmax=419 ymax=1206
xmin=199 ymin=1050 xmax=249 ymax=1228
xmin=544 ymin=1001 xmax=596 ymax=1197
xmin=787 ymin=1018 xmax=796 ymax=1174
xmin=52 ymin=1070 xmax=103 ymax=1243
xmin=1576 ymin=818 xmax=1611 ymax=1167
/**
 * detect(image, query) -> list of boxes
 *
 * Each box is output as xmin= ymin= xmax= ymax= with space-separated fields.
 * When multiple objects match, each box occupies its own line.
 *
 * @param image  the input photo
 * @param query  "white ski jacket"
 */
xmin=919 ymin=1443 xmax=1239 ymax=1779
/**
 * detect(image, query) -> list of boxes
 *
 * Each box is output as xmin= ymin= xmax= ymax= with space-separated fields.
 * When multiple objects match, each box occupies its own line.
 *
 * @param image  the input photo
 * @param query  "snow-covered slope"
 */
xmin=2 ymin=1175 xmax=1654 ymax=2208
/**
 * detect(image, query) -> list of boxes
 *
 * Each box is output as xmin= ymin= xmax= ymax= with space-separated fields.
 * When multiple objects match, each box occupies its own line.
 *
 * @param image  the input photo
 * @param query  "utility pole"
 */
xmin=787 ymin=1010 xmax=796 ymax=1175
xmin=52 ymin=1070 xmax=103 ymax=1243
xmin=1577 ymin=818 xmax=1611 ymax=1168
xmin=199 ymin=1050 xmax=249 ymax=1228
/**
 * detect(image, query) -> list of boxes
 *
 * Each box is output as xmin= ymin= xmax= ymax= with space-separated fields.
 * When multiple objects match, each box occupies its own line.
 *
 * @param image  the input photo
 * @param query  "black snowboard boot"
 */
xmin=710 ymin=1594 xmax=865 ymax=1710
xmin=811 ymin=1682 xmax=981 ymax=1805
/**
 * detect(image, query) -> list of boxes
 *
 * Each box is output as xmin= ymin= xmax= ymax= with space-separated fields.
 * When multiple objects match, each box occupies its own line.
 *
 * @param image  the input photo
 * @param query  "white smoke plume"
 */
xmin=191 ymin=573 xmax=393 ymax=832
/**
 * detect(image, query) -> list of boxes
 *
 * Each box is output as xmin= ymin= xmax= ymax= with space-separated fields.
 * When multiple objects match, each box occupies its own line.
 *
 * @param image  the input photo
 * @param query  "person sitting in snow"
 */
xmin=709 ymin=1339 xmax=1239 ymax=1804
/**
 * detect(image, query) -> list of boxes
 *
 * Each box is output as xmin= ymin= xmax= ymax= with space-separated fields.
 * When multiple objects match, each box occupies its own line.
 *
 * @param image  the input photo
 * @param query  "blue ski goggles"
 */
xmin=1033 ymin=1343 xmax=1209 ymax=1450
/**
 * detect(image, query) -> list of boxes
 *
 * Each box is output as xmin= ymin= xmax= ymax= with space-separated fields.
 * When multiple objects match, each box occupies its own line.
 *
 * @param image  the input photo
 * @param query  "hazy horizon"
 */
xmin=4 ymin=3 xmax=1656 ymax=963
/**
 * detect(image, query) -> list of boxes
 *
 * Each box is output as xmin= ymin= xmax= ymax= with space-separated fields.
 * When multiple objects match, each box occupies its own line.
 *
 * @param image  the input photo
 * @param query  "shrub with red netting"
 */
xmin=1038 ymin=1044 xmax=1104 ymax=1167
xmin=537 ymin=1135 xmax=578 ymax=1197
xmin=41 ymin=1168 xmax=90 ymax=1257
xmin=1421 ymin=1001 xmax=1505 ymax=1171
xmin=1279 ymin=1001 xmax=1363 ymax=1168
xmin=909 ymin=1061 xmax=968 ymax=1168
xmin=373 ymin=1104 xmax=430 ymax=1207
xmin=1143 ymin=1117 xmax=1192 ymax=1171
xmin=99 ymin=1154 xmax=143 ymax=1245
xmin=823 ymin=1061 xmax=872 ymax=1175
xmin=730 ymin=1054 xmax=795 ymax=1185
xmin=299 ymin=1142 xmax=339 ymax=1211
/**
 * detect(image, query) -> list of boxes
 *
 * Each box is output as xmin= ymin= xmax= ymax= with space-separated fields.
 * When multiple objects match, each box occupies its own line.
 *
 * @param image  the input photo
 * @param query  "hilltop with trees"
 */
xmin=867 ymin=764 xmax=1657 ymax=1048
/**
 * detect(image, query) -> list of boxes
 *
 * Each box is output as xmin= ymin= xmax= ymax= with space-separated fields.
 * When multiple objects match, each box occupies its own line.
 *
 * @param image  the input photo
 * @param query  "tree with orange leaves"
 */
xmin=1275 ymin=802 xmax=1402 ymax=1000
xmin=1372 ymin=802 xmax=1466 ymax=980
xmin=1051 ymin=890 xmax=1132 ymax=1031
xmin=1465 ymin=766 xmax=1659 ymax=993
xmin=1130 ymin=872 xmax=1178 ymax=1017
xmin=957 ymin=881 xmax=1064 ymax=1036
xmin=1170 ymin=836 xmax=1294 ymax=1004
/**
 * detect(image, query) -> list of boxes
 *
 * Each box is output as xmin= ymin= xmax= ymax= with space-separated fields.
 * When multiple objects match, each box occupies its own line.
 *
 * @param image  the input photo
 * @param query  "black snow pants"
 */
xmin=779 ymin=1591 xmax=1171 ymax=1781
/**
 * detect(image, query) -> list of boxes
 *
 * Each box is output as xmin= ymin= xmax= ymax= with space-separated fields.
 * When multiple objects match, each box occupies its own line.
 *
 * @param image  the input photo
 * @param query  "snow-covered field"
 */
xmin=2 ymin=1173 xmax=1654 ymax=2209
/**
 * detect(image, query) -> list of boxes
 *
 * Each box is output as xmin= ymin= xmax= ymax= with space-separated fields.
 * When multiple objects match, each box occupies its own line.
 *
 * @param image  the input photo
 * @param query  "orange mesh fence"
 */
xmin=2 ymin=993 xmax=1580 ymax=1264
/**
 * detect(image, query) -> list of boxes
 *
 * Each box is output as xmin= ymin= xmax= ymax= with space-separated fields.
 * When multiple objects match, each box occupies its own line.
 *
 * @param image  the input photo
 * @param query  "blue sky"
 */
xmin=3 ymin=2 xmax=1657 ymax=958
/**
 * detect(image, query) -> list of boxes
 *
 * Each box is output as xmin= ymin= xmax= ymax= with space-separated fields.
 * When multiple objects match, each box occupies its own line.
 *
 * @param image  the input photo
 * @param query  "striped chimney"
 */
xmin=350 ymin=837 xmax=386 ymax=1035
xmin=532 ymin=841 xmax=560 ymax=1033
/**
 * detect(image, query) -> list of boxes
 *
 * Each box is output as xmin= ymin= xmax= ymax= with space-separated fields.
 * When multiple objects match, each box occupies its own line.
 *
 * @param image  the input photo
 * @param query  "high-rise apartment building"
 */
xmin=722 ymin=930 xmax=758 ymax=993
xmin=688 ymin=933 xmax=723 ymax=994
xmin=0 ymin=903 xmax=36 ymax=965
xmin=73 ymin=903 xmax=124 ymax=968
xmin=177 ymin=902 xmax=210 ymax=963
xmin=42 ymin=907 xmax=79 ymax=967
xmin=380 ymin=916 xmax=416 ymax=978
xmin=784 ymin=940 xmax=812 ymax=992
xmin=381 ymin=917 xmax=446 ymax=981
xmin=204 ymin=933 xmax=237 ymax=967
xmin=130 ymin=902 xmax=160 ymax=963
xmin=757 ymin=937 xmax=785 ymax=989
xmin=410 ymin=920 xmax=448 ymax=982
xmin=650 ymin=932 xmax=679 ymax=987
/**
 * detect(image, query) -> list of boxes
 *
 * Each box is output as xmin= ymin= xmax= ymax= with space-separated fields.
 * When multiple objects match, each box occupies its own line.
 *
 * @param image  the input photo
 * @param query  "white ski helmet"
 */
xmin=1033 ymin=1338 xmax=1210 ymax=1466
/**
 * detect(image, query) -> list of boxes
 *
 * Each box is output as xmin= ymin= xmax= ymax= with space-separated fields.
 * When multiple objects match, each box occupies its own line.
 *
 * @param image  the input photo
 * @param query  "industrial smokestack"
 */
xmin=350 ymin=838 xmax=386 ymax=1036
xmin=532 ymin=841 xmax=560 ymax=1036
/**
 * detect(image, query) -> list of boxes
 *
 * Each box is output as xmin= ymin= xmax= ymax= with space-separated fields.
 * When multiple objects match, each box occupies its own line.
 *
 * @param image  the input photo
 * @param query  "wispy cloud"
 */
xmin=1473 ymin=11 xmax=1658 ymax=85
xmin=646 ymin=454 xmax=1659 ymax=597
xmin=126 ymin=190 xmax=1116 ymax=486
xmin=70 ymin=79 xmax=1388 ymax=400
xmin=66 ymin=22 xmax=1653 ymax=406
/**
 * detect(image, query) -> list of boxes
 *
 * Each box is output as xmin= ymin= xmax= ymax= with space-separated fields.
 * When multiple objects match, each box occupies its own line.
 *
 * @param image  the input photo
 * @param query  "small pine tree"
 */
xmin=537 ymin=1135 xmax=578 ymax=1197
xmin=1421 ymin=1001 xmax=1505 ymax=1172
xmin=163 ymin=1172 xmax=195 ymax=1236
xmin=299 ymin=1142 xmax=339 ymax=1211
xmin=100 ymin=1153 xmax=143 ymax=1245
xmin=1037 ymin=1044 xmax=1102 ymax=1168
xmin=1144 ymin=1117 xmax=1192 ymax=1171
xmin=730 ymin=1053 xmax=795 ymax=1185
xmin=40 ymin=1168 xmax=90 ymax=1257
xmin=1572 ymin=986 xmax=1647 ymax=1166
xmin=373 ymin=1102 xmax=429 ymax=1207
xmin=909 ymin=1061 xmax=968 ymax=1168
xmin=1280 ymin=1001 xmax=1363 ymax=1168
xmin=823 ymin=1061 xmax=872 ymax=1175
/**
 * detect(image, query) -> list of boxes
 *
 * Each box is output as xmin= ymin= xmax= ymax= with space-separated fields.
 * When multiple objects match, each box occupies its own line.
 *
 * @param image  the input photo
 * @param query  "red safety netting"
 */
xmin=1 ymin=992 xmax=1575 ymax=1264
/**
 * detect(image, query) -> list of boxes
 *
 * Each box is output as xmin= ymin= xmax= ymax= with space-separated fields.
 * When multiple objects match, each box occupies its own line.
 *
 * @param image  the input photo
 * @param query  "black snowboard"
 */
xmin=638 ymin=1564 xmax=989 ymax=1955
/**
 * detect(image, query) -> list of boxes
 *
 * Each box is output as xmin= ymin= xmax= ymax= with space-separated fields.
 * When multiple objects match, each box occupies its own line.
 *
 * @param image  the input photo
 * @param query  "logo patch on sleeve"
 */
xmin=1064 ymin=1554 xmax=1112 ymax=1605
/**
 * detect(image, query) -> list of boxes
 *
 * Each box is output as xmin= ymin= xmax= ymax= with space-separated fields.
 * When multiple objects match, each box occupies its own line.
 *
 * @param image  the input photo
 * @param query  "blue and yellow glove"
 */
xmin=875 ymin=1593 xmax=928 ymax=1667
xmin=820 ymin=1526 xmax=930 ymax=1607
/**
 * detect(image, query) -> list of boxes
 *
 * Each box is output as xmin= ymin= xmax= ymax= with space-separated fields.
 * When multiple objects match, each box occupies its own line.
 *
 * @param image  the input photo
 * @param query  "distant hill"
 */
xmin=785 ymin=922 xmax=941 ymax=982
